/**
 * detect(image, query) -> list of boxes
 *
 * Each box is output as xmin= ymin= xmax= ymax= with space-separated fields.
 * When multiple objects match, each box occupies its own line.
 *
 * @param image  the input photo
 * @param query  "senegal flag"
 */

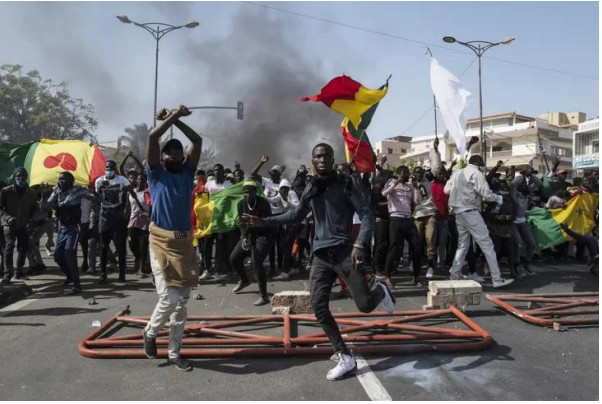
xmin=302 ymin=75 xmax=389 ymax=173
xmin=526 ymin=193 xmax=599 ymax=250
xmin=0 ymin=139 xmax=106 ymax=186
xmin=193 ymin=182 xmax=264 ymax=239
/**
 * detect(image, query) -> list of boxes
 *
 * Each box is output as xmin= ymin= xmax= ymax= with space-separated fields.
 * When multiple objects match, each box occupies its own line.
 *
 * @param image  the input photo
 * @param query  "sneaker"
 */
xmin=253 ymin=295 xmax=270 ymax=306
xmin=232 ymin=280 xmax=251 ymax=293
xmin=326 ymin=352 xmax=357 ymax=381
xmin=199 ymin=270 xmax=212 ymax=281
xmin=425 ymin=267 xmax=435 ymax=279
xmin=64 ymin=285 xmax=82 ymax=295
xmin=378 ymin=282 xmax=396 ymax=314
xmin=213 ymin=274 xmax=228 ymax=282
xmin=1 ymin=278 xmax=11 ymax=285
xmin=14 ymin=271 xmax=29 ymax=280
xmin=468 ymin=272 xmax=485 ymax=283
xmin=523 ymin=266 xmax=535 ymax=277
xmin=118 ymin=276 xmax=126 ymax=283
xmin=143 ymin=330 xmax=157 ymax=359
xmin=272 ymin=272 xmax=289 ymax=281
xmin=492 ymin=278 xmax=514 ymax=288
xmin=45 ymin=247 xmax=53 ymax=257
xmin=63 ymin=279 xmax=73 ymax=286
xmin=167 ymin=357 xmax=193 ymax=371
xmin=98 ymin=274 xmax=107 ymax=284
xmin=450 ymin=274 xmax=468 ymax=281
xmin=289 ymin=268 xmax=300 ymax=276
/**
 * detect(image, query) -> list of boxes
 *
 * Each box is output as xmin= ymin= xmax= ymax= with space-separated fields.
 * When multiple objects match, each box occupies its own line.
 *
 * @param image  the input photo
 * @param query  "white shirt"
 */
xmin=94 ymin=175 xmax=130 ymax=209
xmin=266 ymin=190 xmax=300 ymax=215
xmin=80 ymin=198 xmax=92 ymax=224
xmin=205 ymin=179 xmax=232 ymax=195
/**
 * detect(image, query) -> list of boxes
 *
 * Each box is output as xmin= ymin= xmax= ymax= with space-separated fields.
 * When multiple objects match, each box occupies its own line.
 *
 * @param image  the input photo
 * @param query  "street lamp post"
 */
xmin=116 ymin=15 xmax=199 ymax=127
xmin=442 ymin=35 xmax=515 ymax=166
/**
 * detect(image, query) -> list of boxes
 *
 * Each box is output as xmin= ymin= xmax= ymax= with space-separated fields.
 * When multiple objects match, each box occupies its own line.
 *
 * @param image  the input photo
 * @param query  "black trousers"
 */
xmin=269 ymin=225 xmax=285 ymax=272
xmin=100 ymin=218 xmax=128 ymax=278
xmin=373 ymin=219 xmax=389 ymax=273
xmin=202 ymin=234 xmax=215 ymax=272
xmin=492 ymin=234 xmax=517 ymax=268
xmin=279 ymin=225 xmax=298 ymax=273
xmin=3 ymin=226 xmax=28 ymax=276
xmin=384 ymin=217 xmax=421 ymax=278
xmin=128 ymin=227 xmax=150 ymax=272
xmin=310 ymin=246 xmax=385 ymax=354
xmin=230 ymin=234 xmax=273 ymax=296
xmin=79 ymin=223 xmax=91 ymax=269
xmin=215 ymin=231 xmax=233 ymax=275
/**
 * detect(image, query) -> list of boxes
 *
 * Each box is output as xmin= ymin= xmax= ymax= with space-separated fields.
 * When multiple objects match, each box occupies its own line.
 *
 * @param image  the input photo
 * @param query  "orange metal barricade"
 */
xmin=79 ymin=305 xmax=493 ymax=359
xmin=487 ymin=292 xmax=599 ymax=327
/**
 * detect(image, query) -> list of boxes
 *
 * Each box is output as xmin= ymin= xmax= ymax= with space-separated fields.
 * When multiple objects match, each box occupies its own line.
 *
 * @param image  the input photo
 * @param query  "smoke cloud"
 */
xmin=182 ymin=7 xmax=345 ymax=176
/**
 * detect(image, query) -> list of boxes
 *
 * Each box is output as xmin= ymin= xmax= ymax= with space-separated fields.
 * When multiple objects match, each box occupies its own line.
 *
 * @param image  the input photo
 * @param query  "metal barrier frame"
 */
xmin=487 ymin=292 xmax=599 ymax=327
xmin=79 ymin=305 xmax=493 ymax=359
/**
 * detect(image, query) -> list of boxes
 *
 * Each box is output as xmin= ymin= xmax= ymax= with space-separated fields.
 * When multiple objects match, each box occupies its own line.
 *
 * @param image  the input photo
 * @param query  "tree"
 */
xmin=0 ymin=64 xmax=97 ymax=143
xmin=118 ymin=123 xmax=150 ymax=160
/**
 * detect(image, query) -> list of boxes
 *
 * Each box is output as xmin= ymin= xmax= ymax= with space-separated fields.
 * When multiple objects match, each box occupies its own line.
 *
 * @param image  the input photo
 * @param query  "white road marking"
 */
xmin=355 ymin=354 xmax=392 ymax=401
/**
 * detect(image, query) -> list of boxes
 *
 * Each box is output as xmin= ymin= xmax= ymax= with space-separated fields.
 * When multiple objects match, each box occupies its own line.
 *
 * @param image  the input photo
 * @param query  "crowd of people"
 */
xmin=0 ymin=107 xmax=598 ymax=377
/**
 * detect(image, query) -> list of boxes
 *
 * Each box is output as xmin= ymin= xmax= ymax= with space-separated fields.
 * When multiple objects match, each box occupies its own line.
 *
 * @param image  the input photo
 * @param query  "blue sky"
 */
xmin=0 ymin=1 xmax=598 ymax=165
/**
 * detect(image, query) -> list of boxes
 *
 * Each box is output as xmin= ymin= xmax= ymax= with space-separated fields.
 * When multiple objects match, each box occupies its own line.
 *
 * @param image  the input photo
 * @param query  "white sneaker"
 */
xmin=492 ymin=278 xmax=514 ymax=288
xmin=199 ymin=270 xmax=211 ymax=280
xmin=468 ymin=272 xmax=485 ymax=283
xmin=272 ymin=272 xmax=289 ymax=280
xmin=213 ymin=274 xmax=228 ymax=281
xmin=378 ymin=282 xmax=396 ymax=314
xmin=326 ymin=352 xmax=357 ymax=381
xmin=45 ymin=247 xmax=53 ymax=257
xmin=425 ymin=267 xmax=434 ymax=279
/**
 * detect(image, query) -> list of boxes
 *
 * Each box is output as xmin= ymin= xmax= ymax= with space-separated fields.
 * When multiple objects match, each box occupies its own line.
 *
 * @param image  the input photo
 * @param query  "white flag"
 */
xmin=430 ymin=58 xmax=472 ymax=156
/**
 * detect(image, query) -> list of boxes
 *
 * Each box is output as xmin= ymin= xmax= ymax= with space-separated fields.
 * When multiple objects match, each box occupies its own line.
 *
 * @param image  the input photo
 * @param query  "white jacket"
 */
xmin=444 ymin=164 xmax=501 ymax=211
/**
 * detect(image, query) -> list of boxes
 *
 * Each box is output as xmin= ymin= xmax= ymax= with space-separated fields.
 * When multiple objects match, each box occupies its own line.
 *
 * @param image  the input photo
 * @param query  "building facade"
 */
xmin=374 ymin=136 xmax=412 ymax=169
xmin=396 ymin=112 xmax=581 ymax=177
xmin=573 ymin=118 xmax=599 ymax=173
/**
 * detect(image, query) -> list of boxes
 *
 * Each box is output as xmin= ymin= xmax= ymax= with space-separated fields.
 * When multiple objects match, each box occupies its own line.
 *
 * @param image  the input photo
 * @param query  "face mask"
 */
xmin=15 ymin=179 xmax=27 ymax=188
xmin=105 ymin=170 xmax=115 ymax=179
xmin=165 ymin=161 xmax=183 ymax=173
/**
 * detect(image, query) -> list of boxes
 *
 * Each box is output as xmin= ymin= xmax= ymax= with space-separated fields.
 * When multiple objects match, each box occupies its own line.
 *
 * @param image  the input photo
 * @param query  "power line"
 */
xmin=243 ymin=1 xmax=598 ymax=81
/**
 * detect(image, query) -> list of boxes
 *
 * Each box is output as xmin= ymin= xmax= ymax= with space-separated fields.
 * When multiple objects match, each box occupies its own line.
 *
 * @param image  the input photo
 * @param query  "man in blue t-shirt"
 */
xmin=142 ymin=105 xmax=202 ymax=372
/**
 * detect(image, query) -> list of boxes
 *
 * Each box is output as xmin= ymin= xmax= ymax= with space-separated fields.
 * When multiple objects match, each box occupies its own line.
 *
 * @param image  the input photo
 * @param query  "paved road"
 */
xmin=0 ymin=249 xmax=598 ymax=401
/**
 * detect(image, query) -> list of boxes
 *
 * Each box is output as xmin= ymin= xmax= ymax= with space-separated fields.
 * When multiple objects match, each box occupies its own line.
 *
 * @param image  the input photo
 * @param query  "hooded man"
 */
xmin=0 ymin=167 xmax=41 ymax=283
xmin=47 ymin=172 xmax=95 ymax=293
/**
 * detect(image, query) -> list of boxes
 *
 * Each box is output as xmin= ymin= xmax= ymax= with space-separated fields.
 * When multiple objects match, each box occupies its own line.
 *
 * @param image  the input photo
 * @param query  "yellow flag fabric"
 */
xmin=193 ymin=193 xmax=214 ymax=239
xmin=330 ymin=85 xmax=388 ymax=129
xmin=554 ymin=192 xmax=598 ymax=241
xmin=26 ymin=139 xmax=106 ymax=186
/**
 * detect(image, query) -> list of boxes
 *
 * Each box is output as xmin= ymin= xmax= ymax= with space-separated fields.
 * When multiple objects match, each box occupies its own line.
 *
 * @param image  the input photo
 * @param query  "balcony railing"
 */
xmin=488 ymin=150 xmax=512 ymax=158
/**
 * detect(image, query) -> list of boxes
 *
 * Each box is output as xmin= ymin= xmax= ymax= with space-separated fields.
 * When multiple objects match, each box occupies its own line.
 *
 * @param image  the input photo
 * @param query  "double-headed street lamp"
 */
xmin=116 ymin=15 xmax=199 ymax=127
xmin=442 ymin=35 xmax=515 ymax=165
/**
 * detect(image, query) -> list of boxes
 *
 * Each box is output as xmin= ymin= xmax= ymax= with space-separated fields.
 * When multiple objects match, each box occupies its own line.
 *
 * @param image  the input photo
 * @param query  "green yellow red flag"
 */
xmin=0 ymin=139 xmax=106 ymax=186
xmin=526 ymin=192 xmax=599 ymax=250
xmin=302 ymin=75 xmax=389 ymax=173
xmin=193 ymin=182 xmax=264 ymax=238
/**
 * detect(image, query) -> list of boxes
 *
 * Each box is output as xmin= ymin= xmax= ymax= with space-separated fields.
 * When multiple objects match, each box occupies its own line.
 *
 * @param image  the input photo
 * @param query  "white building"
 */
xmin=400 ymin=112 xmax=577 ymax=176
xmin=573 ymin=118 xmax=599 ymax=173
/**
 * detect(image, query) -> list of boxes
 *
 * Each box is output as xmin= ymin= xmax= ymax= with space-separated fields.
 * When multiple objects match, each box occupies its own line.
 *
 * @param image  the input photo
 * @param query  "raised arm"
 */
xmin=250 ymin=155 xmax=269 ymax=178
xmin=146 ymin=108 xmax=184 ymax=169
xmin=119 ymin=151 xmax=132 ymax=176
xmin=430 ymin=138 xmax=442 ymax=177
xmin=129 ymin=153 xmax=144 ymax=175
xmin=172 ymin=106 xmax=202 ymax=168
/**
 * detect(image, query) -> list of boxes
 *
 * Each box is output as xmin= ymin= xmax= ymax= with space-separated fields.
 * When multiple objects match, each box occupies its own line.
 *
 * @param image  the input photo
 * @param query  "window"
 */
xmin=387 ymin=148 xmax=393 ymax=154
xmin=401 ymin=149 xmax=407 ymax=154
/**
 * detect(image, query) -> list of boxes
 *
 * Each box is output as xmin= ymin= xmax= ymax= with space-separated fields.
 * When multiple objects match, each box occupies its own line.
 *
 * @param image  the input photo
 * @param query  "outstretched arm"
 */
xmin=129 ymin=153 xmax=144 ymax=175
xmin=173 ymin=106 xmax=202 ymax=169
xmin=250 ymin=155 xmax=269 ymax=178
xmin=146 ymin=108 xmax=184 ymax=169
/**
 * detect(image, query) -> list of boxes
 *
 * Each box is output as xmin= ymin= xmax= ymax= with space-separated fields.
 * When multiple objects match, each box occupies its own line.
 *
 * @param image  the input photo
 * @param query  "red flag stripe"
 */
xmin=300 ymin=75 xmax=361 ymax=107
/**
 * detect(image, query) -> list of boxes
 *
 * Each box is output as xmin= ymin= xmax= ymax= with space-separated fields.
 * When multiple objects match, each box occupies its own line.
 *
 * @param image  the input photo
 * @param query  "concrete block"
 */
xmin=271 ymin=291 xmax=313 ymax=314
xmin=426 ymin=280 xmax=482 ymax=309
